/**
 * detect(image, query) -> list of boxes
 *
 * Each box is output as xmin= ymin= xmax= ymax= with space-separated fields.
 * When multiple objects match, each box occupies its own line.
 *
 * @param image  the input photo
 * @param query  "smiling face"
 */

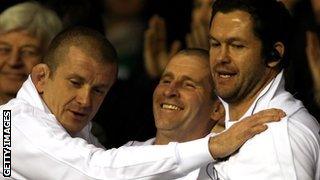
xmin=0 ymin=30 xmax=42 ymax=99
xmin=153 ymin=53 xmax=215 ymax=138
xmin=39 ymin=46 xmax=117 ymax=135
xmin=209 ymin=10 xmax=274 ymax=106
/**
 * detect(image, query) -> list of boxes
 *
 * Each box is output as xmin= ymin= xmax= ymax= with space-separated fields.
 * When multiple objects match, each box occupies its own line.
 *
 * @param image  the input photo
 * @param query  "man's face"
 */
xmin=209 ymin=10 xmax=268 ymax=103
xmin=0 ymin=30 xmax=42 ymax=95
xmin=153 ymin=54 xmax=214 ymax=134
xmin=41 ymin=46 xmax=116 ymax=135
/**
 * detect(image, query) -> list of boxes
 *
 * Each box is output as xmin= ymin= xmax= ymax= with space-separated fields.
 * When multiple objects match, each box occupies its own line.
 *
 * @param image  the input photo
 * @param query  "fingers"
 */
xmin=311 ymin=0 xmax=320 ymax=23
xmin=209 ymin=108 xmax=286 ymax=159
xmin=169 ymin=40 xmax=181 ymax=57
xmin=306 ymin=31 xmax=320 ymax=89
xmin=194 ymin=22 xmax=209 ymax=49
xmin=144 ymin=16 xmax=159 ymax=77
xmin=186 ymin=21 xmax=209 ymax=49
xmin=154 ymin=16 xmax=167 ymax=52
xmin=306 ymin=31 xmax=320 ymax=66
xmin=143 ymin=15 xmax=169 ymax=78
xmin=247 ymin=124 xmax=268 ymax=139
xmin=242 ymin=108 xmax=285 ymax=125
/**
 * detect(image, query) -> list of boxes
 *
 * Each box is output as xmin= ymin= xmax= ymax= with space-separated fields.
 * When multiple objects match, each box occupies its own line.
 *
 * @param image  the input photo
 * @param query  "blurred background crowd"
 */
xmin=0 ymin=0 xmax=319 ymax=148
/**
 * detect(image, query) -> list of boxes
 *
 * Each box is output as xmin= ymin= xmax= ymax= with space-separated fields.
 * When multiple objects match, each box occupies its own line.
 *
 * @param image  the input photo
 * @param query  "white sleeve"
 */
xmin=288 ymin=109 xmax=320 ymax=180
xmin=10 ymin=111 xmax=214 ymax=180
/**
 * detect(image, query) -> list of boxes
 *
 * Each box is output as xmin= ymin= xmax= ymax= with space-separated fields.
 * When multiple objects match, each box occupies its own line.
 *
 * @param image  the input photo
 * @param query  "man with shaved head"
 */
xmin=0 ymin=27 xmax=284 ymax=179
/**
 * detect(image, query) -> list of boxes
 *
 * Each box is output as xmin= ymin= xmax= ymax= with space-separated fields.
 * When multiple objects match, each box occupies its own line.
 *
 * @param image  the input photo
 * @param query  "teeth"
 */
xmin=162 ymin=104 xmax=181 ymax=110
xmin=219 ymin=74 xmax=231 ymax=78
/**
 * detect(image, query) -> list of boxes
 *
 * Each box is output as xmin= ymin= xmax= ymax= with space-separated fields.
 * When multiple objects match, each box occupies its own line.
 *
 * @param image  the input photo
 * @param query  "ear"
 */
xmin=267 ymin=42 xmax=285 ymax=68
xmin=31 ymin=64 xmax=51 ymax=94
xmin=210 ymin=100 xmax=225 ymax=122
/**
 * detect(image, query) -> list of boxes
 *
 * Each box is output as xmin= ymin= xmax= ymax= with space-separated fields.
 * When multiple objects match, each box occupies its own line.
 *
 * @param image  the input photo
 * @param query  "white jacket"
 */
xmin=213 ymin=71 xmax=320 ymax=180
xmin=0 ymin=76 xmax=214 ymax=180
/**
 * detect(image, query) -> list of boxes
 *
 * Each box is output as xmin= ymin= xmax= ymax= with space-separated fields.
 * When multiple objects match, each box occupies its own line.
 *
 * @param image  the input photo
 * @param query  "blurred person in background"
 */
xmin=103 ymin=0 xmax=146 ymax=80
xmin=0 ymin=1 xmax=62 ymax=104
xmin=281 ymin=0 xmax=320 ymax=119
xmin=144 ymin=0 xmax=214 ymax=79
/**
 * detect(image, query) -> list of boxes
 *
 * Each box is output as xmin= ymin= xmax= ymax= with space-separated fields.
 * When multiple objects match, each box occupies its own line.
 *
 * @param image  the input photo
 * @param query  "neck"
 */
xmin=229 ymin=70 xmax=278 ymax=120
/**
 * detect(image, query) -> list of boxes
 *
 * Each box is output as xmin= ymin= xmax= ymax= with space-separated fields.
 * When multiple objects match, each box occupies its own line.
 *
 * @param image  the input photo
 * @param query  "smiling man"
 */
xmin=126 ymin=49 xmax=225 ymax=179
xmin=208 ymin=0 xmax=320 ymax=179
xmin=0 ymin=27 xmax=285 ymax=179
xmin=126 ymin=49 xmax=287 ymax=179
xmin=152 ymin=49 xmax=221 ymax=144
xmin=0 ymin=2 xmax=62 ymax=104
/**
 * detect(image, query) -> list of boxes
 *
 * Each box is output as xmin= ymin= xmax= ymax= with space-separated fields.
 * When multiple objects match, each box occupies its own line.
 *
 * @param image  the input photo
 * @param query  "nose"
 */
xmin=7 ymin=50 xmax=23 ymax=68
xmin=163 ymin=82 xmax=180 ymax=98
xmin=76 ymin=87 xmax=92 ymax=108
xmin=216 ymin=45 xmax=230 ymax=64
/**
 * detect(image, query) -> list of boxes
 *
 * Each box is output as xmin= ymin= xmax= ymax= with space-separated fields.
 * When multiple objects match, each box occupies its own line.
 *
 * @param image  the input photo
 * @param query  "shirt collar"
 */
xmin=16 ymin=75 xmax=52 ymax=114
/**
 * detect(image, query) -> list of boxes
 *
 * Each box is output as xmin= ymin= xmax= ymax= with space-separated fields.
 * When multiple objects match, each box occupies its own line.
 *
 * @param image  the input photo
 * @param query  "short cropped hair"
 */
xmin=43 ymin=26 xmax=118 ymax=74
xmin=210 ymin=0 xmax=293 ymax=69
xmin=175 ymin=48 xmax=217 ymax=100
xmin=0 ymin=1 xmax=62 ymax=47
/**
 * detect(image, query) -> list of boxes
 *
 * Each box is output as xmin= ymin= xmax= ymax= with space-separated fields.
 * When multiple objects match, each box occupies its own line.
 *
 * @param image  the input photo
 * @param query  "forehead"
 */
xmin=210 ymin=10 xmax=256 ymax=39
xmin=164 ymin=54 xmax=210 ymax=79
xmin=58 ymin=46 xmax=116 ymax=83
xmin=0 ymin=30 xmax=40 ymax=45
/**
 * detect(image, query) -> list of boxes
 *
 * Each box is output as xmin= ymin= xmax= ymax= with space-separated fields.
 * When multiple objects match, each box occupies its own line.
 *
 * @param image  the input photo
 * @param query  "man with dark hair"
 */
xmin=0 ymin=27 xmax=284 ymax=179
xmin=208 ymin=0 xmax=320 ymax=179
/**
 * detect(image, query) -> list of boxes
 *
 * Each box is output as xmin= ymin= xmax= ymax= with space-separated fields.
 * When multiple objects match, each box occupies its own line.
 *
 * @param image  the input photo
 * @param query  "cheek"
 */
xmin=184 ymin=93 xmax=203 ymax=109
xmin=92 ymin=96 xmax=105 ymax=110
xmin=153 ymin=86 xmax=163 ymax=100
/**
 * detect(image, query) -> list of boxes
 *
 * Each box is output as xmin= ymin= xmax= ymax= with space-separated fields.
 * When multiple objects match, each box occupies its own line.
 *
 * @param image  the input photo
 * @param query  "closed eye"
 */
xmin=69 ymin=79 xmax=82 ymax=88
xmin=93 ymin=88 xmax=105 ymax=95
xmin=231 ymin=43 xmax=245 ymax=49
xmin=184 ymin=82 xmax=196 ymax=89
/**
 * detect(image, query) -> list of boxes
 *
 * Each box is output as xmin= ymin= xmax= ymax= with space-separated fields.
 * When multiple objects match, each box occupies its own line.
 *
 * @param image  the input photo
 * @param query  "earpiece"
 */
xmin=265 ymin=48 xmax=282 ymax=67
xmin=269 ymin=49 xmax=281 ymax=61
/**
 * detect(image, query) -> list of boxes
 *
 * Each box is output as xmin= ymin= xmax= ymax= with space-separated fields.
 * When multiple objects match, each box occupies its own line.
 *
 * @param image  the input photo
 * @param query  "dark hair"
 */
xmin=210 ymin=0 xmax=293 ymax=69
xmin=43 ymin=26 xmax=118 ymax=74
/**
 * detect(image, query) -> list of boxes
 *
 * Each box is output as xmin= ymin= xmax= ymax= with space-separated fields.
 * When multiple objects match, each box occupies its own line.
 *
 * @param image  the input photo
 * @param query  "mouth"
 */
xmin=215 ymin=69 xmax=237 ymax=80
xmin=68 ymin=110 xmax=88 ymax=121
xmin=160 ymin=103 xmax=183 ymax=111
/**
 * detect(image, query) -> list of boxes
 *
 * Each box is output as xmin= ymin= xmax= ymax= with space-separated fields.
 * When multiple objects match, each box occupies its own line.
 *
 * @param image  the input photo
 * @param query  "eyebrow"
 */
xmin=209 ymin=35 xmax=247 ymax=43
xmin=67 ymin=74 xmax=110 ymax=88
xmin=181 ymin=75 xmax=201 ymax=84
xmin=0 ymin=41 xmax=39 ymax=49
xmin=162 ymin=71 xmax=200 ymax=84
xmin=20 ymin=44 xmax=39 ymax=49
xmin=161 ymin=72 xmax=173 ymax=79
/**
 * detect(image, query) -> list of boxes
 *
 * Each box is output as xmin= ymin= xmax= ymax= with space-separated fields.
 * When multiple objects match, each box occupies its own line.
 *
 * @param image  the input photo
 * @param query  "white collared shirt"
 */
xmin=0 ymin=76 xmax=214 ymax=180
xmin=214 ymin=71 xmax=320 ymax=180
